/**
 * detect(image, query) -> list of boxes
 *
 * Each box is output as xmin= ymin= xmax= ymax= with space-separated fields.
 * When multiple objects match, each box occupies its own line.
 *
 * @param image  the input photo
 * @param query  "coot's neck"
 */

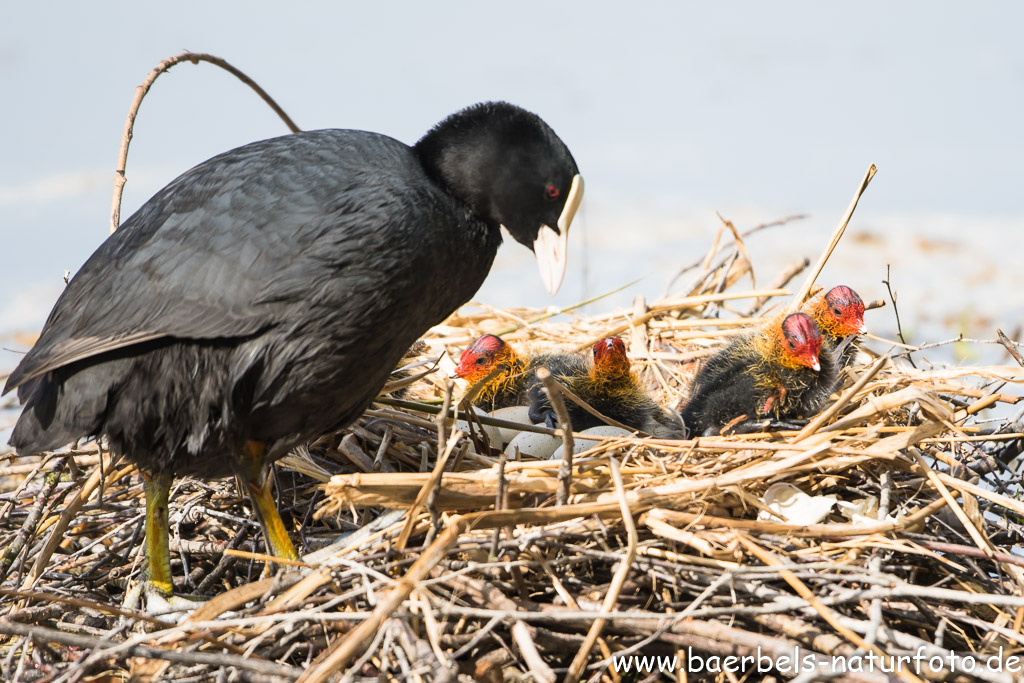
xmin=414 ymin=124 xmax=501 ymax=228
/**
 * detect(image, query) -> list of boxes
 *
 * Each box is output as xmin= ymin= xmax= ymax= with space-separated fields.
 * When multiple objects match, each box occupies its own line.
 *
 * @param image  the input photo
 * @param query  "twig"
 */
xmin=997 ymin=328 xmax=1024 ymax=367
xmin=396 ymin=430 xmax=462 ymax=550
xmin=22 ymin=455 xmax=124 ymax=590
xmin=436 ymin=381 xmax=454 ymax=465
xmin=565 ymin=457 xmax=638 ymax=683
xmin=295 ymin=519 xmax=466 ymax=683
xmin=110 ymin=51 xmax=300 ymax=234
xmin=0 ymin=457 xmax=67 ymax=585
xmin=537 ymin=367 xmax=574 ymax=506
xmin=737 ymin=534 xmax=924 ymax=683
xmin=745 ymin=257 xmax=810 ymax=317
xmin=665 ymin=214 xmax=807 ymax=295
xmin=0 ymin=620 xmax=303 ymax=679
xmin=882 ymin=263 xmax=916 ymax=369
xmin=788 ymin=164 xmax=877 ymax=311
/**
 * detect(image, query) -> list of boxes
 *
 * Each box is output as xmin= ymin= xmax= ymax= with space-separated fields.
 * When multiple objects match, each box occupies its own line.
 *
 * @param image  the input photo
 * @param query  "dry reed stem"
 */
xmin=575 ymin=287 xmax=792 ymax=350
xmin=566 ymin=458 xmax=637 ymax=683
xmin=794 ymin=355 xmax=887 ymax=440
xmin=536 ymin=367 xmax=575 ymax=506
xmin=788 ymin=163 xmax=877 ymax=311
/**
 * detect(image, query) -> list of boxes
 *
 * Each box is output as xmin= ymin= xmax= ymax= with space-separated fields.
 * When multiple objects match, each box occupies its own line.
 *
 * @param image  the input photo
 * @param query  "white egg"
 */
xmin=550 ymin=425 xmax=634 ymax=460
xmin=490 ymin=406 xmax=534 ymax=444
xmin=455 ymin=410 xmax=503 ymax=450
xmin=504 ymin=431 xmax=563 ymax=460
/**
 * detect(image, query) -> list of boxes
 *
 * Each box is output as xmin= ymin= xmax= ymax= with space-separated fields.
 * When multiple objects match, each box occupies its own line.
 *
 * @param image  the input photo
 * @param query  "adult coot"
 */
xmin=4 ymin=101 xmax=583 ymax=600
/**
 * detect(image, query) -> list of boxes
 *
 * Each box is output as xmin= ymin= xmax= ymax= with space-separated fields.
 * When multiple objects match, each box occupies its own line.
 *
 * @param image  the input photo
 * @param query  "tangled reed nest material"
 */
xmin=3 ymin=205 xmax=1024 ymax=682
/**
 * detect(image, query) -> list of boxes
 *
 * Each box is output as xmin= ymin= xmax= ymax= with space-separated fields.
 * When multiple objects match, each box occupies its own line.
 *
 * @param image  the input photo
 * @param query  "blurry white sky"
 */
xmin=2 ymin=1 xmax=1024 ymax=373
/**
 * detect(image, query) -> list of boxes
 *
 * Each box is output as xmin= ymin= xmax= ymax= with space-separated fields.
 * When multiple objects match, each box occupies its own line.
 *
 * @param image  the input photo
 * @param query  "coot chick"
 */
xmin=451 ymin=334 xmax=585 ymax=411
xmin=528 ymin=337 xmax=685 ymax=437
xmin=803 ymin=285 xmax=867 ymax=368
xmin=4 ymin=101 xmax=583 ymax=601
xmin=682 ymin=313 xmax=835 ymax=435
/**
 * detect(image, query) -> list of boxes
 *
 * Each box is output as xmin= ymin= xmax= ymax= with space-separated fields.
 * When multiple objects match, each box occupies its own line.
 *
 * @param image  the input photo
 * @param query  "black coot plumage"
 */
xmin=3 ymin=101 xmax=583 ymax=600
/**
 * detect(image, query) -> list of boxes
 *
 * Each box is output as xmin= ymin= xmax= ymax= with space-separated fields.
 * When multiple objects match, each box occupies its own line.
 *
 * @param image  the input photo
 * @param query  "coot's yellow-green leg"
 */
xmin=142 ymin=470 xmax=174 ymax=596
xmin=240 ymin=440 xmax=298 ymax=561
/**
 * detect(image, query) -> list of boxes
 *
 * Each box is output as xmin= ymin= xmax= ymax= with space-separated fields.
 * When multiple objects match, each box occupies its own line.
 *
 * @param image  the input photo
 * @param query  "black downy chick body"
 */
xmin=452 ymin=334 xmax=587 ymax=412
xmin=682 ymin=313 xmax=836 ymax=435
xmin=529 ymin=337 xmax=685 ymax=437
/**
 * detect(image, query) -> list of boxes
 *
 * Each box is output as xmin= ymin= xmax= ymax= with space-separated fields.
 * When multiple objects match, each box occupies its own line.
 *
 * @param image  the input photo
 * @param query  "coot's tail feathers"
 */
xmin=9 ymin=369 xmax=107 ymax=454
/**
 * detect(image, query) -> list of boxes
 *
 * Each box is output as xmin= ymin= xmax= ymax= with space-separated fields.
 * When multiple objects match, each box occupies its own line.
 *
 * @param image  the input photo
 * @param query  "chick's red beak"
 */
xmin=802 ymin=337 xmax=822 ymax=372
xmin=451 ymin=351 xmax=475 ymax=379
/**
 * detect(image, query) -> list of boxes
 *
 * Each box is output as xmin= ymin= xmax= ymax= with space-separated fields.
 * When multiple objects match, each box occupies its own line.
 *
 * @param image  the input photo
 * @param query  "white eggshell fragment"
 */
xmin=758 ymin=482 xmax=837 ymax=525
xmin=504 ymin=431 xmax=562 ymax=460
xmin=455 ymin=410 xmax=503 ymax=450
xmin=490 ymin=406 xmax=534 ymax=444
xmin=836 ymin=496 xmax=897 ymax=524
xmin=550 ymin=426 xmax=634 ymax=460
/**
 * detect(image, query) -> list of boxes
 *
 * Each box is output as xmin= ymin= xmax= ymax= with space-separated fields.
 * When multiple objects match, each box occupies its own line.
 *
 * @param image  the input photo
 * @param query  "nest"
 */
xmin=2 ymin=210 xmax=1024 ymax=683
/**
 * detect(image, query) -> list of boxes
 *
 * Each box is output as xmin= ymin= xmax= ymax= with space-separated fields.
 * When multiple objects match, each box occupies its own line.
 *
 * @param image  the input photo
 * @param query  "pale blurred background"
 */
xmin=2 ymin=0 xmax=1023 ymax=386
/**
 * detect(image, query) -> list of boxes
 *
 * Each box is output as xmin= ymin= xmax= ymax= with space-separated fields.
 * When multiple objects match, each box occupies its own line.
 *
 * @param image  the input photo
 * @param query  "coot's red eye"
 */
xmin=546 ymin=185 xmax=560 ymax=199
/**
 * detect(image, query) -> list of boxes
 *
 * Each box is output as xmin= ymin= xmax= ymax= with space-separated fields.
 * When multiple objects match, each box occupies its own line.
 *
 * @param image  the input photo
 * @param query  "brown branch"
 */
xmin=788 ymin=164 xmax=877 ymax=311
xmin=110 ymin=51 xmax=301 ymax=234
xmin=0 ymin=620 xmax=304 ymax=679
xmin=537 ymin=367 xmax=574 ymax=505
xmin=996 ymin=328 xmax=1024 ymax=367
xmin=0 ymin=457 xmax=66 ymax=586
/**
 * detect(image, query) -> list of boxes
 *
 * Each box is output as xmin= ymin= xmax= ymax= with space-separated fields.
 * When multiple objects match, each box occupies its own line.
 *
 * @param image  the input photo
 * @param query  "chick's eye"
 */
xmin=787 ymin=340 xmax=796 ymax=350
xmin=545 ymin=184 xmax=560 ymax=199
xmin=832 ymin=307 xmax=843 ymax=316
xmin=475 ymin=357 xmax=486 ymax=365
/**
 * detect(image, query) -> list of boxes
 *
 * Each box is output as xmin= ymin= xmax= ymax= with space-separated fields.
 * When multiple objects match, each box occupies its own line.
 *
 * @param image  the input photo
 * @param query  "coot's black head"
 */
xmin=416 ymin=102 xmax=583 ymax=294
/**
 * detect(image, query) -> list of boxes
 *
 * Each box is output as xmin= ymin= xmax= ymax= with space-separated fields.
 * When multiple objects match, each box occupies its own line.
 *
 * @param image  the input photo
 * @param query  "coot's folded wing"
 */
xmin=4 ymin=130 xmax=427 ymax=393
